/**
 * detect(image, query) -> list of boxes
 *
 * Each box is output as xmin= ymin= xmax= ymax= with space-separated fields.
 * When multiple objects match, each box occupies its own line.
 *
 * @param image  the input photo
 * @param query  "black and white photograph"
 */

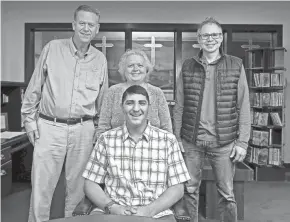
xmin=1 ymin=1 xmax=290 ymax=222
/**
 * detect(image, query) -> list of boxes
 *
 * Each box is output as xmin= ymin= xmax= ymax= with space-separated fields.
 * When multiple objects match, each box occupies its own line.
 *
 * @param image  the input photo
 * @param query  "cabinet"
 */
xmin=1 ymin=146 xmax=12 ymax=197
xmin=244 ymin=47 xmax=287 ymax=179
xmin=1 ymin=134 xmax=32 ymax=198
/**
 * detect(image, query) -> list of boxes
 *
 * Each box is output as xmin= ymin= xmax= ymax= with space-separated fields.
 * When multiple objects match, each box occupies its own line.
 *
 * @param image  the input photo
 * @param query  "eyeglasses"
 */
xmin=199 ymin=33 xmax=222 ymax=40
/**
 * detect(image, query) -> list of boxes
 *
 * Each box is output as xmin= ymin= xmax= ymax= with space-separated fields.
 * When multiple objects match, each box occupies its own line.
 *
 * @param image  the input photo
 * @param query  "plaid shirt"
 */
xmin=83 ymin=122 xmax=190 ymax=217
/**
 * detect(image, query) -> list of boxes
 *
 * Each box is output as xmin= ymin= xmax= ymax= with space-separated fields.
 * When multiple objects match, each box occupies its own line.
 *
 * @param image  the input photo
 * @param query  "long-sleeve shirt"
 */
xmin=95 ymin=82 xmax=173 ymax=139
xmin=173 ymin=55 xmax=251 ymax=149
xmin=21 ymin=38 xmax=108 ymax=133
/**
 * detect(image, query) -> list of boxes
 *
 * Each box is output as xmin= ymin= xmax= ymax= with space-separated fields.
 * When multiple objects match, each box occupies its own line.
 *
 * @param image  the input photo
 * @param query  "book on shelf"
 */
xmin=252 ymin=92 xmax=283 ymax=107
xmin=250 ymin=109 xmax=254 ymax=124
xmin=270 ymin=73 xmax=284 ymax=87
xmin=279 ymin=73 xmax=284 ymax=86
xmin=250 ymin=147 xmax=268 ymax=166
xmin=253 ymin=93 xmax=260 ymax=107
xmin=253 ymin=73 xmax=260 ymax=87
xmin=261 ymin=93 xmax=271 ymax=106
xmin=260 ymin=131 xmax=269 ymax=146
xmin=270 ymin=112 xmax=283 ymax=126
xmin=251 ymin=130 xmax=269 ymax=146
xmin=260 ymin=73 xmax=270 ymax=87
xmin=252 ymin=147 xmax=258 ymax=165
xmin=268 ymin=128 xmax=272 ymax=146
xmin=246 ymin=146 xmax=282 ymax=167
xmin=270 ymin=92 xmax=283 ymax=106
xmin=253 ymin=72 xmax=271 ymax=87
xmin=253 ymin=111 xmax=259 ymax=125
xmin=257 ymin=112 xmax=269 ymax=126
xmin=251 ymin=130 xmax=260 ymax=146
xmin=268 ymin=148 xmax=281 ymax=166
xmin=253 ymin=112 xmax=269 ymax=126
xmin=257 ymin=148 xmax=269 ymax=165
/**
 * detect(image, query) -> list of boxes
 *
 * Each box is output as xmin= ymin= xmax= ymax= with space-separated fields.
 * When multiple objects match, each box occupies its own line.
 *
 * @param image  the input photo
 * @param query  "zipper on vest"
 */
xmin=193 ymin=63 xmax=206 ymax=143
xmin=214 ymin=68 xmax=221 ymax=143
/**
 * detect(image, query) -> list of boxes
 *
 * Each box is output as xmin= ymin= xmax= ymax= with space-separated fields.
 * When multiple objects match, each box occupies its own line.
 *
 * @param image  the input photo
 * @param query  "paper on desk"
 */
xmin=1 ymin=131 xmax=26 ymax=139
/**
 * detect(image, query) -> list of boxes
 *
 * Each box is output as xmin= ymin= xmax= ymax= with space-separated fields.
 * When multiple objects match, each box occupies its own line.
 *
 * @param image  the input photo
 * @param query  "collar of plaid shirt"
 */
xmin=121 ymin=121 xmax=150 ymax=142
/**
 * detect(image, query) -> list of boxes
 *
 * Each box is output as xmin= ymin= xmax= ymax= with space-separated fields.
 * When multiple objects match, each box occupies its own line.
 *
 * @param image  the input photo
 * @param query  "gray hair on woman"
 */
xmin=118 ymin=49 xmax=154 ymax=82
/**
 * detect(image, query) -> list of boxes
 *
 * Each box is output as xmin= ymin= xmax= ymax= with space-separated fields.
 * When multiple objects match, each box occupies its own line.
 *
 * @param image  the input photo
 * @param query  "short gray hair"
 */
xmin=197 ymin=16 xmax=222 ymax=35
xmin=118 ymin=49 xmax=154 ymax=82
xmin=74 ymin=5 xmax=101 ymax=21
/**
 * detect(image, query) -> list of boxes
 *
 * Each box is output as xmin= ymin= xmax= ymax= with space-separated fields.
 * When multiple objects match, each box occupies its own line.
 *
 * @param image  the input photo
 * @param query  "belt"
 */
xmin=39 ymin=113 xmax=93 ymax=125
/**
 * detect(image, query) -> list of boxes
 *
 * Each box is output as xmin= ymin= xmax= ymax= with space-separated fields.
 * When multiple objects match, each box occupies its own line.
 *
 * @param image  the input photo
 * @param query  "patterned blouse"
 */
xmin=96 ymin=82 xmax=172 ymax=139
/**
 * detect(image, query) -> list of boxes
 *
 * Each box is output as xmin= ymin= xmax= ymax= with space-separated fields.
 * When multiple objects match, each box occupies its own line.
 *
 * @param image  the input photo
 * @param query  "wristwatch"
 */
xmin=104 ymin=201 xmax=116 ymax=214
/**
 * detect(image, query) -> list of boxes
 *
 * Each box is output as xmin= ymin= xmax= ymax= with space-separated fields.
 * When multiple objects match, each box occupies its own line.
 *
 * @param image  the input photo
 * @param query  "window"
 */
xmin=26 ymin=23 xmax=282 ymax=101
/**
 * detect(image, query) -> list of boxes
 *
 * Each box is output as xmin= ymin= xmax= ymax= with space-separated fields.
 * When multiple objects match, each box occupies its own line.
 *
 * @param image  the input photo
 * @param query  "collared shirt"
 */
xmin=172 ymin=51 xmax=250 ymax=149
xmin=21 ymin=38 xmax=108 ymax=132
xmin=197 ymin=55 xmax=220 ymax=141
xmin=82 ymin=122 xmax=190 ymax=218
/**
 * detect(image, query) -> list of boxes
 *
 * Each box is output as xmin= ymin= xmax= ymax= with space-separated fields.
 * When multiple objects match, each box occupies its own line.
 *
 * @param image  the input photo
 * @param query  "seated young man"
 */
xmin=82 ymin=85 xmax=190 ymax=221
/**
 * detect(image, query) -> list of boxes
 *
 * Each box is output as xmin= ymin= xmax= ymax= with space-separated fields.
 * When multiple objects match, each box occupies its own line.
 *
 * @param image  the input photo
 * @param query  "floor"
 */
xmin=2 ymin=179 xmax=290 ymax=222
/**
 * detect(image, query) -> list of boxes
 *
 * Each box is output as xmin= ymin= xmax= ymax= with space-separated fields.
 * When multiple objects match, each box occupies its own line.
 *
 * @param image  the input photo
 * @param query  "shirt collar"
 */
xmin=69 ymin=37 xmax=94 ymax=57
xmin=122 ymin=121 xmax=151 ymax=142
xmin=69 ymin=38 xmax=78 ymax=55
xmin=197 ymin=48 xmax=224 ymax=65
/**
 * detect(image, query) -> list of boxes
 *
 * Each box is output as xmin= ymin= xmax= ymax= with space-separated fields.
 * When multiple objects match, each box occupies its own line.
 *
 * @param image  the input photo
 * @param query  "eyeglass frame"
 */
xmin=198 ymin=32 xmax=223 ymax=40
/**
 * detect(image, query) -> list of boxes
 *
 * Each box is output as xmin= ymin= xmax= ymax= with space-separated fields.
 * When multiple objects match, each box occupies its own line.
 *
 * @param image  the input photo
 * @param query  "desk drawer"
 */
xmin=1 ymin=160 xmax=12 ymax=198
xmin=1 ymin=146 xmax=11 ymax=165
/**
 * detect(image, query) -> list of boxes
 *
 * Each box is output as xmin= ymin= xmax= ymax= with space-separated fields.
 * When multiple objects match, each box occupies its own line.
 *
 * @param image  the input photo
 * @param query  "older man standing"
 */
xmin=173 ymin=17 xmax=250 ymax=222
xmin=21 ymin=5 xmax=108 ymax=222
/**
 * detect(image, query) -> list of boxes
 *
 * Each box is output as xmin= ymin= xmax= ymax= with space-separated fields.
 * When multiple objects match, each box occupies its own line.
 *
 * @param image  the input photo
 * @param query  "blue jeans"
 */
xmin=175 ymin=139 xmax=237 ymax=222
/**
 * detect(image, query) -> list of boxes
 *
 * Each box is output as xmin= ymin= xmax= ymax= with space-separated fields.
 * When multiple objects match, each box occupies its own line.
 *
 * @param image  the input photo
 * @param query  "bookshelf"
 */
xmin=245 ymin=47 xmax=287 ymax=179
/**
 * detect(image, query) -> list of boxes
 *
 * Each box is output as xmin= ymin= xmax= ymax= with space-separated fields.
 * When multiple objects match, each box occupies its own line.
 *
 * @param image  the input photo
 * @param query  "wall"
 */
xmin=1 ymin=1 xmax=290 ymax=162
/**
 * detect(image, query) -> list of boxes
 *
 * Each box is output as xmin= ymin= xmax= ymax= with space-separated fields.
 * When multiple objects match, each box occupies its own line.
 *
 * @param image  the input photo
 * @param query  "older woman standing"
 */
xmin=95 ymin=49 xmax=172 ymax=139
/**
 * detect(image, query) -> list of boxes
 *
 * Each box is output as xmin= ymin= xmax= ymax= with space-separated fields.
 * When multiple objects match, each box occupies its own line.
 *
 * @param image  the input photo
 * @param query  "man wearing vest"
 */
xmin=172 ymin=17 xmax=251 ymax=222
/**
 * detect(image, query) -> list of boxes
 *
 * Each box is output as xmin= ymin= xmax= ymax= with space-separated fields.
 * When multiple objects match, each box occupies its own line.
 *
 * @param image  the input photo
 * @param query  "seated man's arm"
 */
xmin=82 ymin=136 xmax=131 ymax=216
xmin=84 ymin=179 xmax=111 ymax=211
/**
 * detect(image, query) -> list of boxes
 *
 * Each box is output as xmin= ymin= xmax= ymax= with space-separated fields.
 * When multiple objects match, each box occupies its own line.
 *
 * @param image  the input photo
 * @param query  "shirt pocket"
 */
xmin=85 ymin=69 xmax=100 ymax=91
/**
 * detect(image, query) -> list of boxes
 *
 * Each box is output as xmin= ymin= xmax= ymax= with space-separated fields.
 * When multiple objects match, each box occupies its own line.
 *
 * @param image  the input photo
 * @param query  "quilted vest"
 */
xmin=180 ymin=53 xmax=243 ymax=146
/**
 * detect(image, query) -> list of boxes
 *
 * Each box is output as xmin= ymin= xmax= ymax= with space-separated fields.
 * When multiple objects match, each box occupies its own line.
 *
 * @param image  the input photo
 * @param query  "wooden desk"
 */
xmin=200 ymin=161 xmax=254 ymax=220
xmin=49 ymin=214 xmax=172 ymax=222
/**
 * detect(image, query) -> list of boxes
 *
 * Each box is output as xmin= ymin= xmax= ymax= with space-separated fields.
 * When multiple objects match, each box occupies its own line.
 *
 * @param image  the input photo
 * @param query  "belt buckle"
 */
xmin=67 ymin=118 xmax=78 ymax=125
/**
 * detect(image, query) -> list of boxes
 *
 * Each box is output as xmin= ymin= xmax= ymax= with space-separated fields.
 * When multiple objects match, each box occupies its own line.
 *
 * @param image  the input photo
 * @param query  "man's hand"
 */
xmin=131 ymin=206 xmax=153 ymax=217
xmin=110 ymin=204 xmax=133 ymax=216
xmin=230 ymin=145 xmax=246 ymax=163
xmin=27 ymin=130 xmax=40 ymax=146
